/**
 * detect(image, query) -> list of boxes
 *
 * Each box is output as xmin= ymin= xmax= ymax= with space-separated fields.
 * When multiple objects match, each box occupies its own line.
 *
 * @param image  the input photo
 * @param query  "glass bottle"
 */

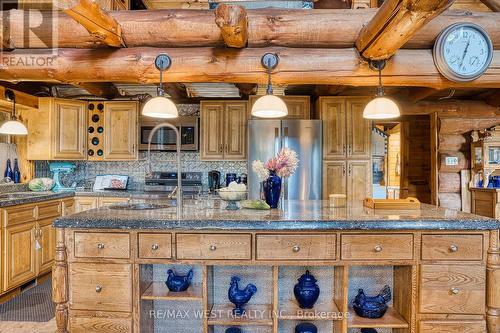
xmin=13 ymin=158 xmax=21 ymax=183
xmin=4 ymin=159 xmax=13 ymax=181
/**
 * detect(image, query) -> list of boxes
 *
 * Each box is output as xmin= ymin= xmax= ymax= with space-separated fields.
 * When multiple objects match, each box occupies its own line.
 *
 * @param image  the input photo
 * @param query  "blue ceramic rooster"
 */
xmin=228 ymin=276 xmax=257 ymax=315
xmin=166 ymin=269 xmax=193 ymax=292
xmin=353 ymin=285 xmax=391 ymax=319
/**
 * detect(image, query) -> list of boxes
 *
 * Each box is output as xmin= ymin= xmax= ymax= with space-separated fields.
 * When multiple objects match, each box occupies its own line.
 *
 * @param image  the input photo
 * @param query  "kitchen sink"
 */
xmin=107 ymin=203 xmax=171 ymax=210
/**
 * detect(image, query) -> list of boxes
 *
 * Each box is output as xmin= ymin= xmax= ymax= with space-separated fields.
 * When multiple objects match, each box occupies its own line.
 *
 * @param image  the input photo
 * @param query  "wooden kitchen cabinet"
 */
xmin=323 ymin=161 xmax=347 ymax=198
xmin=348 ymin=160 xmax=372 ymax=203
xmin=346 ymin=99 xmax=371 ymax=160
xmin=38 ymin=219 xmax=56 ymax=274
xmin=200 ymin=101 xmax=247 ymax=160
xmin=248 ymin=95 xmax=310 ymax=119
xmin=103 ymin=101 xmax=138 ymax=161
xmin=320 ymin=98 xmax=346 ymax=159
xmin=75 ymin=197 xmax=99 ymax=213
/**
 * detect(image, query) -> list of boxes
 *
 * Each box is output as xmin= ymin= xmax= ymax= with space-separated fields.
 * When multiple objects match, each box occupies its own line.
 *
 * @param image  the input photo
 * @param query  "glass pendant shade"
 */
xmin=251 ymin=94 xmax=288 ymax=118
xmin=0 ymin=120 xmax=28 ymax=135
xmin=363 ymin=96 xmax=400 ymax=119
xmin=142 ymin=96 xmax=179 ymax=119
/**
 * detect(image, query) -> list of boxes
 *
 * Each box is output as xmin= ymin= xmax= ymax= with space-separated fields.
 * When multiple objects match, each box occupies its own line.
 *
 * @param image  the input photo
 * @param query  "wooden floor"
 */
xmin=0 ymin=318 xmax=55 ymax=333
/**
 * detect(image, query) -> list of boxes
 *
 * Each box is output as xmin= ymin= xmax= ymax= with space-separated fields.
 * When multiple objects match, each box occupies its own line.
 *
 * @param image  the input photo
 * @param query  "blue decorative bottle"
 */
xmin=294 ymin=270 xmax=320 ymax=309
xmin=4 ymin=159 xmax=13 ymax=181
xmin=295 ymin=322 xmax=317 ymax=333
xmin=263 ymin=171 xmax=281 ymax=209
xmin=13 ymin=158 xmax=21 ymax=183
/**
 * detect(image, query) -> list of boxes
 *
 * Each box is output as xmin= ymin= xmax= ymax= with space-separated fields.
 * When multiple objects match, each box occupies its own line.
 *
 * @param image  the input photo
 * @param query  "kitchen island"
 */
xmin=52 ymin=201 xmax=500 ymax=333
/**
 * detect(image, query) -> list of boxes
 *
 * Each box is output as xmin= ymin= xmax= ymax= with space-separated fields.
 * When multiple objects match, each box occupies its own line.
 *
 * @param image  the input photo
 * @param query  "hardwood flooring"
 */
xmin=0 ymin=319 xmax=55 ymax=333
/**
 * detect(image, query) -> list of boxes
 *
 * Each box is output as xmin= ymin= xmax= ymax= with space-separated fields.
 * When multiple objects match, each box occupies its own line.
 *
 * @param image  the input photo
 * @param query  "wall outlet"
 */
xmin=445 ymin=156 xmax=459 ymax=166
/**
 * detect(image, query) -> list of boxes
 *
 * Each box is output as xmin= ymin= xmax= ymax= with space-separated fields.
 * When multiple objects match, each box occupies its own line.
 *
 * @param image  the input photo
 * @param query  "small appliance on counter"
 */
xmin=208 ymin=170 xmax=221 ymax=193
xmin=49 ymin=162 xmax=77 ymax=192
xmin=93 ymin=174 xmax=129 ymax=191
xmin=145 ymin=172 xmax=202 ymax=195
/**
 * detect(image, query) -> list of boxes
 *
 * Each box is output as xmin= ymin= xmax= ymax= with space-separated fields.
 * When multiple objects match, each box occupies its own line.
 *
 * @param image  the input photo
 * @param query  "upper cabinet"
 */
xmin=200 ymin=101 xmax=247 ymax=161
xmin=248 ymin=96 xmax=310 ymax=119
xmin=319 ymin=97 xmax=371 ymax=160
xmin=103 ymin=101 xmax=138 ymax=161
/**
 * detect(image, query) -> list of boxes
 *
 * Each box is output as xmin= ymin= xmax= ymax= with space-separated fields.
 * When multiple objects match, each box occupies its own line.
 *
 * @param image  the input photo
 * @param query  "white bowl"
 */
xmin=217 ymin=190 xmax=247 ymax=202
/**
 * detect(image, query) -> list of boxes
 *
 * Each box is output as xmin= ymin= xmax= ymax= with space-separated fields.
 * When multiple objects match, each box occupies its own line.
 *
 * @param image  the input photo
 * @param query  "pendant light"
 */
xmin=142 ymin=54 xmax=179 ymax=119
xmin=0 ymin=89 xmax=28 ymax=135
xmin=363 ymin=60 xmax=400 ymax=120
xmin=251 ymin=53 xmax=288 ymax=119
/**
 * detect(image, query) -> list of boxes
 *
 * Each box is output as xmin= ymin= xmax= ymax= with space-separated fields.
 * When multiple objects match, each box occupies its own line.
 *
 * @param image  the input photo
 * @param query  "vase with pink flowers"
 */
xmin=252 ymin=148 xmax=299 ymax=208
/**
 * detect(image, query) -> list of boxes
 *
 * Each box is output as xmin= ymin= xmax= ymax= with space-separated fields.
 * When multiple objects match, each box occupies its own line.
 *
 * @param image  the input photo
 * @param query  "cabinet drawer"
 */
xmin=419 ymin=320 xmax=486 ymax=333
xmin=176 ymin=233 xmax=251 ymax=260
xmin=3 ymin=205 xmax=36 ymax=227
xmin=138 ymin=233 xmax=172 ymax=259
xmin=420 ymin=265 xmax=485 ymax=314
xmin=74 ymin=232 xmax=130 ymax=259
xmin=256 ymin=234 xmax=336 ymax=260
xmin=37 ymin=201 xmax=61 ymax=220
xmin=70 ymin=263 xmax=132 ymax=312
xmin=341 ymin=234 xmax=413 ymax=260
xmin=70 ymin=316 xmax=132 ymax=333
xmin=421 ymin=234 xmax=483 ymax=261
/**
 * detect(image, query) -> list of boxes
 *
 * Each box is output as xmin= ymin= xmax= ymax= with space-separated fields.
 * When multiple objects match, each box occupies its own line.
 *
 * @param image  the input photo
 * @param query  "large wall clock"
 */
xmin=433 ymin=23 xmax=493 ymax=82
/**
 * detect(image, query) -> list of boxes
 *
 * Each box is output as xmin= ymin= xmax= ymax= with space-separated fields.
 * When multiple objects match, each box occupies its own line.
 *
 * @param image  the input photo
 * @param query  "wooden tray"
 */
xmin=363 ymin=197 xmax=421 ymax=210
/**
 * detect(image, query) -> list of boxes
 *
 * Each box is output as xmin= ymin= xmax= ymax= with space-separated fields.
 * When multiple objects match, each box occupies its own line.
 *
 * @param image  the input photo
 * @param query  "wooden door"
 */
xmin=75 ymin=197 xmax=98 ymax=213
xmin=224 ymin=102 xmax=247 ymax=160
xmin=346 ymin=99 xmax=371 ymax=160
xmin=200 ymin=101 xmax=224 ymax=160
xmin=104 ymin=101 xmax=138 ymax=160
xmin=320 ymin=97 xmax=346 ymax=160
xmin=52 ymin=99 xmax=87 ymax=160
xmin=323 ymin=161 xmax=347 ymax=199
xmin=3 ymin=222 xmax=36 ymax=291
xmin=37 ymin=219 xmax=55 ymax=274
xmin=283 ymin=96 xmax=310 ymax=119
xmin=347 ymin=160 xmax=371 ymax=205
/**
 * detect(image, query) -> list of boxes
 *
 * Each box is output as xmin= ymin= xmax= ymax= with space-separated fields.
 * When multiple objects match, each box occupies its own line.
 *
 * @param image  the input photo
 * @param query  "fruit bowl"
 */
xmin=217 ymin=190 xmax=247 ymax=210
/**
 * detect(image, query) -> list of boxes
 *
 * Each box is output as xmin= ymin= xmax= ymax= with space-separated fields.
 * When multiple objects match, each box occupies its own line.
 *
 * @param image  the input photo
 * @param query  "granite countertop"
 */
xmin=0 ymin=191 xmax=74 ymax=207
xmin=74 ymin=190 xmax=173 ymax=199
xmin=54 ymin=200 xmax=500 ymax=231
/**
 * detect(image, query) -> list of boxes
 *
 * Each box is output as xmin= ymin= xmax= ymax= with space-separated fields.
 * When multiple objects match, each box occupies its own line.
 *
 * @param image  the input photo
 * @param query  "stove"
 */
xmin=145 ymin=172 xmax=203 ymax=194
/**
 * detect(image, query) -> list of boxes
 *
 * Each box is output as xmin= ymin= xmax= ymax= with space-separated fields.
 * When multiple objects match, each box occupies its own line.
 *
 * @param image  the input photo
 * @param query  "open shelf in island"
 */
xmin=207 ymin=304 xmax=274 ymax=326
xmin=141 ymin=282 xmax=203 ymax=301
xmin=347 ymin=307 xmax=409 ymax=329
xmin=278 ymin=300 xmax=341 ymax=321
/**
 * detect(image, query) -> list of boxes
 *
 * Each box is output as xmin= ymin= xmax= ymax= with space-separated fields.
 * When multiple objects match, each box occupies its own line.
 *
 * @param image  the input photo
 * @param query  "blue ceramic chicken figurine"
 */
xmin=228 ymin=276 xmax=257 ymax=315
xmin=166 ymin=269 xmax=193 ymax=292
xmin=353 ymin=285 xmax=391 ymax=319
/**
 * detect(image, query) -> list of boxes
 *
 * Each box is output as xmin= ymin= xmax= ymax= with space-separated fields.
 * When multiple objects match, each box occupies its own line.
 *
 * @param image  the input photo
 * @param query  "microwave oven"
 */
xmin=139 ymin=116 xmax=199 ymax=151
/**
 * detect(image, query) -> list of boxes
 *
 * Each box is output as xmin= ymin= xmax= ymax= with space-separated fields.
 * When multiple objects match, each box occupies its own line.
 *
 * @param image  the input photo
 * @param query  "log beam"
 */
xmin=60 ymin=0 xmax=124 ymax=47
xmin=1 ymin=9 xmax=499 ymax=49
xmin=215 ymin=4 xmax=248 ymax=48
xmin=486 ymin=91 xmax=500 ymax=107
xmin=75 ymin=82 xmax=121 ymax=99
xmin=356 ymin=0 xmax=454 ymax=60
xmin=235 ymin=83 xmax=258 ymax=97
xmin=409 ymin=88 xmax=441 ymax=102
xmin=1 ymin=47 xmax=500 ymax=89
xmin=480 ymin=0 xmax=500 ymax=11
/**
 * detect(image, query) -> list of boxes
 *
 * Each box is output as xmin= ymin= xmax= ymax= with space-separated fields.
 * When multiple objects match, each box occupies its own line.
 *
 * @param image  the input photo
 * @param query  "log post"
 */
xmin=480 ymin=0 xmax=500 ymax=11
xmin=214 ymin=4 xmax=248 ymax=48
xmin=487 ymin=230 xmax=500 ymax=333
xmin=53 ymin=228 xmax=68 ymax=333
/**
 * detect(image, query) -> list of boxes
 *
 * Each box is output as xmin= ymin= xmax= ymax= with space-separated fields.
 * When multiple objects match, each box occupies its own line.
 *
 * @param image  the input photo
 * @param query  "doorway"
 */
xmin=372 ymin=122 xmax=401 ymax=199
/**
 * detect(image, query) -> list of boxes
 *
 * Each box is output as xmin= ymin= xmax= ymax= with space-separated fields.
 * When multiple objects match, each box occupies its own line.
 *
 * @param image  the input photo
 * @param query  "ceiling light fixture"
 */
xmin=142 ymin=54 xmax=179 ymax=119
xmin=0 ymin=89 xmax=28 ymax=135
xmin=251 ymin=53 xmax=288 ymax=119
xmin=363 ymin=60 xmax=401 ymax=120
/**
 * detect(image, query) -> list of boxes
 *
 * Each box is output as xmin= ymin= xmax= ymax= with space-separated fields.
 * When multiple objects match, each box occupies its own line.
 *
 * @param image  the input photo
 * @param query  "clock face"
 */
xmin=434 ymin=23 xmax=493 ymax=82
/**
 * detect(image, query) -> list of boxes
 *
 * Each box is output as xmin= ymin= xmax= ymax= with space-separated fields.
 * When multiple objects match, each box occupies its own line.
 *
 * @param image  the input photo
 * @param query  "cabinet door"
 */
xmin=320 ymin=97 xmax=346 ymax=159
xmin=52 ymin=99 xmax=87 ymax=160
xmin=347 ymin=99 xmax=371 ymax=160
xmin=3 ymin=222 xmax=36 ymax=291
xmin=323 ymin=161 xmax=347 ymax=199
xmin=200 ymin=101 xmax=225 ymax=160
xmin=99 ymin=197 xmax=129 ymax=207
xmin=284 ymin=96 xmax=310 ymax=119
xmin=38 ymin=219 xmax=55 ymax=274
xmin=347 ymin=160 xmax=371 ymax=205
xmin=75 ymin=197 xmax=98 ymax=213
xmin=104 ymin=101 xmax=138 ymax=160
xmin=224 ymin=102 xmax=247 ymax=160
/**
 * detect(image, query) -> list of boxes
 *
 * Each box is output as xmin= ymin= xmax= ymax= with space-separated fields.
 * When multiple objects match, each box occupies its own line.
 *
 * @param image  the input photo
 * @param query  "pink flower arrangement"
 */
xmin=252 ymin=148 xmax=299 ymax=180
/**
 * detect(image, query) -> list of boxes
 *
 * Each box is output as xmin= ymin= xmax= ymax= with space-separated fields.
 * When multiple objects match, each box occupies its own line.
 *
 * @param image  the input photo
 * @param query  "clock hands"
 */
xmin=459 ymin=35 xmax=472 ymax=68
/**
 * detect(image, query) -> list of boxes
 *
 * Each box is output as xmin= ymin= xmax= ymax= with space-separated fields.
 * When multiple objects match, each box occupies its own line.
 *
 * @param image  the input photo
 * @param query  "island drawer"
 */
xmin=418 ymin=320 xmax=486 ymax=333
xmin=74 ymin=232 xmax=130 ymax=259
xmin=138 ymin=233 xmax=172 ymax=259
xmin=70 ymin=263 xmax=132 ymax=312
xmin=419 ymin=265 xmax=485 ymax=314
xmin=2 ymin=204 xmax=36 ymax=227
xmin=176 ymin=233 xmax=252 ymax=260
xmin=421 ymin=234 xmax=484 ymax=261
xmin=256 ymin=234 xmax=336 ymax=260
xmin=70 ymin=314 xmax=132 ymax=333
xmin=340 ymin=234 xmax=413 ymax=260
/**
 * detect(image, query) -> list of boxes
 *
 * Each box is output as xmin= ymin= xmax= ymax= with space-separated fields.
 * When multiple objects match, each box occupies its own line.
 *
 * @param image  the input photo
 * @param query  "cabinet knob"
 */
xmin=374 ymin=245 xmax=383 ymax=253
xmin=151 ymin=244 xmax=159 ymax=251
xmin=292 ymin=245 xmax=301 ymax=253
xmin=209 ymin=244 xmax=217 ymax=251
xmin=97 ymin=243 xmax=105 ymax=250
xmin=95 ymin=285 xmax=103 ymax=293
xmin=451 ymin=287 xmax=460 ymax=295
xmin=449 ymin=244 xmax=458 ymax=252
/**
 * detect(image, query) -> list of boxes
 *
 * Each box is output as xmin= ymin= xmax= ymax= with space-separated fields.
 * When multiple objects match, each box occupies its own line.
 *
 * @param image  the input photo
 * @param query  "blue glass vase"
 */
xmin=263 ymin=171 xmax=282 ymax=209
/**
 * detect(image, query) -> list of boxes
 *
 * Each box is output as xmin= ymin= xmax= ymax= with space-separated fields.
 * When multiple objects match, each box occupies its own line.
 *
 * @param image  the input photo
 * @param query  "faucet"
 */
xmin=147 ymin=122 xmax=182 ymax=215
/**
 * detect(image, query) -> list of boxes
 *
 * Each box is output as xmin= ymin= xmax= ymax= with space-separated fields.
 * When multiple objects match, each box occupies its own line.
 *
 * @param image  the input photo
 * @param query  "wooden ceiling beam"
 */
xmin=480 ymin=0 xmax=500 ymax=11
xmin=215 ymin=4 xmax=248 ymax=48
xmin=356 ymin=0 xmax=454 ymax=60
xmin=74 ymin=82 xmax=122 ymax=99
xmin=1 ymin=47 xmax=500 ymax=89
xmin=409 ymin=87 xmax=441 ymax=102
xmin=2 ymin=9 xmax=499 ymax=49
xmin=485 ymin=91 xmax=500 ymax=107
xmin=162 ymin=83 xmax=188 ymax=101
xmin=235 ymin=83 xmax=258 ymax=97
xmin=60 ymin=0 xmax=125 ymax=47
xmin=0 ymin=85 xmax=38 ymax=111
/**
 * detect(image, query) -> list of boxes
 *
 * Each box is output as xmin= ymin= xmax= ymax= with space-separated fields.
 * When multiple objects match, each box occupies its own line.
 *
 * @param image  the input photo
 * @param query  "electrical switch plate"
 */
xmin=445 ymin=156 xmax=459 ymax=166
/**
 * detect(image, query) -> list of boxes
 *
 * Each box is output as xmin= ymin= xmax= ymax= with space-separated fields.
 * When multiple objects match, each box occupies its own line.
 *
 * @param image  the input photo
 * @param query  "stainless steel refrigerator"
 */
xmin=248 ymin=119 xmax=322 ymax=200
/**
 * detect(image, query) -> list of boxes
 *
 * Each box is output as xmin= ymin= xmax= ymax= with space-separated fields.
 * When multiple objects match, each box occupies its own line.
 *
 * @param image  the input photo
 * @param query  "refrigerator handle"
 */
xmin=284 ymin=126 xmax=289 ymax=149
xmin=274 ymin=127 xmax=280 ymax=156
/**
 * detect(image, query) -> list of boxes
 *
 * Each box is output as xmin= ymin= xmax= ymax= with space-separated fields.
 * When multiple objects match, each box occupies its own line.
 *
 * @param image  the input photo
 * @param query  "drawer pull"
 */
xmin=209 ymin=244 xmax=217 ymax=251
xmin=151 ymin=244 xmax=159 ymax=251
xmin=449 ymin=244 xmax=458 ymax=252
xmin=451 ymin=287 xmax=460 ymax=295
xmin=374 ymin=245 xmax=383 ymax=253
xmin=95 ymin=285 xmax=103 ymax=293
xmin=97 ymin=243 xmax=105 ymax=250
xmin=292 ymin=245 xmax=301 ymax=253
